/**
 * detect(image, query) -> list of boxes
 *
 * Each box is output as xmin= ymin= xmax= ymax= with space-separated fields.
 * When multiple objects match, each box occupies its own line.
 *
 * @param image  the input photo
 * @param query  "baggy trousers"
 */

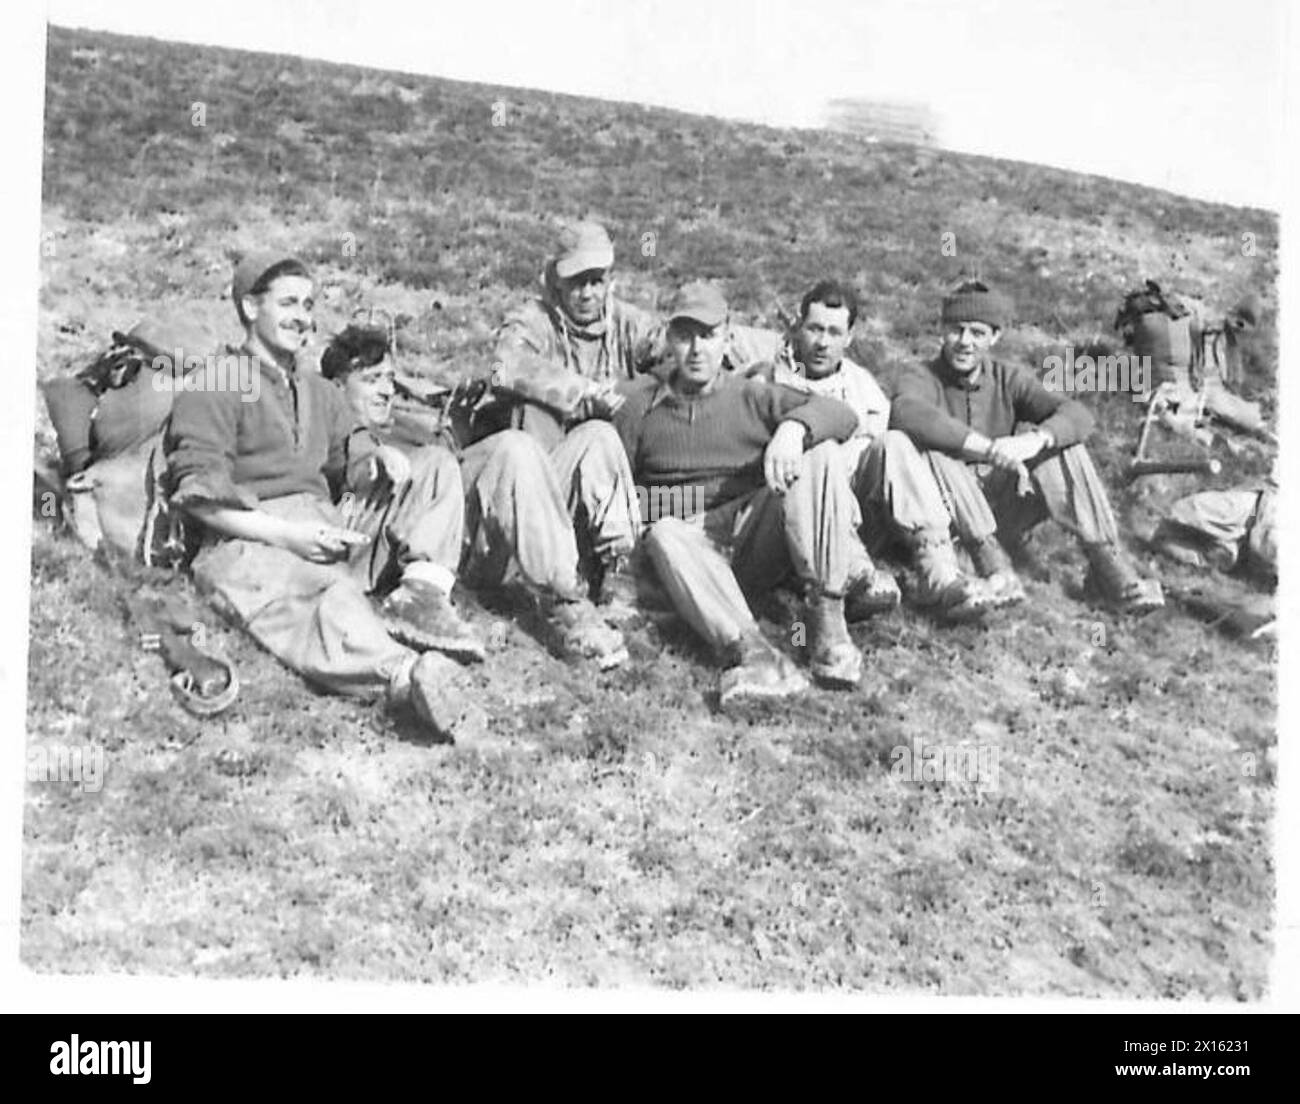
xmin=459 ymin=422 xmax=640 ymax=596
xmin=847 ymin=429 xmax=961 ymax=548
xmin=643 ymin=441 xmax=868 ymax=653
xmin=192 ymin=494 xmax=414 ymax=697
xmin=189 ymin=445 xmax=466 ymax=696
xmin=345 ymin=443 xmax=465 ymax=594
xmin=923 ymin=441 xmax=1120 ymax=549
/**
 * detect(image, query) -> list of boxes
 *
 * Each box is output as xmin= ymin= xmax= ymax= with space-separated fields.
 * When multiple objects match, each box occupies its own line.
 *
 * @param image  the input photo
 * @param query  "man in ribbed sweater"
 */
xmin=614 ymin=282 xmax=867 ymax=707
xmin=890 ymin=280 xmax=1164 ymax=612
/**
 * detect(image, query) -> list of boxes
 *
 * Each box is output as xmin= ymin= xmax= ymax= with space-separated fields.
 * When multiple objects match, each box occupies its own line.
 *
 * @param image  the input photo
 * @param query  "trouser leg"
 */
xmin=923 ymin=449 xmax=1000 ymax=545
xmin=855 ymin=430 xmax=956 ymax=539
xmin=347 ymin=444 xmax=465 ymax=595
xmin=643 ymin=514 xmax=758 ymax=654
xmin=1010 ymin=443 xmax=1120 ymax=545
xmin=747 ymin=440 xmax=867 ymax=596
xmin=460 ymin=430 xmax=585 ymax=598
xmin=549 ymin=420 xmax=642 ymax=561
xmin=191 ymin=494 xmax=414 ymax=697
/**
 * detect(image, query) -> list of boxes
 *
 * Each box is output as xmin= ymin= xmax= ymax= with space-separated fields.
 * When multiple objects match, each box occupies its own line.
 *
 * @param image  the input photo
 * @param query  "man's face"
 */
xmin=557 ymin=268 xmax=608 ymax=325
xmin=666 ymin=317 xmax=726 ymax=393
xmin=792 ymin=301 xmax=852 ymax=379
xmin=342 ymin=361 xmax=396 ymax=428
xmin=940 ymin=320 xmax=999 ymax=375
xmin=244 ymin=275 xmax=314 ymax=359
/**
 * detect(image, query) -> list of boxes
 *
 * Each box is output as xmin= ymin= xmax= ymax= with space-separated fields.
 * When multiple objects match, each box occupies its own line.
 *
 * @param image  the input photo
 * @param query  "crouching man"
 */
xmin=767 ymin=279 xmax=996 ymax=618
xmin=164 ymin=253 xmax=485 ymax=743
xmin=613 ymin=282 xmax=867 ymax=708
xmin=891 ymin=280 xmax=1163 ymax=612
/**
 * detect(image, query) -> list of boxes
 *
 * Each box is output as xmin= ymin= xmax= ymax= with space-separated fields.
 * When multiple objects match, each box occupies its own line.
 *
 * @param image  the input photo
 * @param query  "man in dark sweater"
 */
xmin=890 ymin=280 xmax=1163 ymax=612
xmin=614 ymin=282 xmax=868 ymax=706
xmin=165 ymin=253 xmax=486 ymax=744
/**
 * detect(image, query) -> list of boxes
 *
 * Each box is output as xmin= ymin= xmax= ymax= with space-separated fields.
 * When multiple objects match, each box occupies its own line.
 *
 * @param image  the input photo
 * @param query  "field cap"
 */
xmin=113 ymin=312 xmax=216 ymax=361
xmin=553 ymin=221 xmax=614 ymax=278
xmin=669 ymin=281 xmax=727 ymax=328
xmin=232 ymin=250 xmax=309 ymax=305
xmin=941 ymin=280 xmax=1012 ymax=330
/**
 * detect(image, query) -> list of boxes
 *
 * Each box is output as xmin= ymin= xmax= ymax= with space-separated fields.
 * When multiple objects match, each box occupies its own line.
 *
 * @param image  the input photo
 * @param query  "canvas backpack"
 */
xmin=1115 ymin=280 xmax=1194 ymax=388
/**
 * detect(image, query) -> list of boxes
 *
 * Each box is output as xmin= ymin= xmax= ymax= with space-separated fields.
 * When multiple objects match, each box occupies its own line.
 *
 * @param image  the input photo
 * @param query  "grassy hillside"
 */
xmin=25 ymin=25 xmax=1276 ymax=995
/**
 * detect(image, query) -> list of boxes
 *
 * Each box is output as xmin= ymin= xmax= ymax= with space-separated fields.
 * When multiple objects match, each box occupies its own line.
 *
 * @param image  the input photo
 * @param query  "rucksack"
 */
xmin=1115 ymin=280 xmax=1194 ymax=387
xmin=41 ymin=352 xmax=189 ymax=566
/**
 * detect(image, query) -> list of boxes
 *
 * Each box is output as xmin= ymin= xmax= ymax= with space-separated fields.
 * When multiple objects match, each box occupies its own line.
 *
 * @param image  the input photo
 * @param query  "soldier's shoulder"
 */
xmin=612 ymin=296 xmax=659 ymax=327
xmin=499 ymin=297 xmax=552 ymax=333
xmin=725 ymin=323 xmax=783 ymax=370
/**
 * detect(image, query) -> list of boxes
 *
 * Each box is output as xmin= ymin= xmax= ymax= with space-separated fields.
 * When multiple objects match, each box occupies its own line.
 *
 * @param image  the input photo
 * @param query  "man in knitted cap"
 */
xmin=891 ymin=279 xmax=1164 ymax=613
xmin=470 ymin=220 xmax=655 ymax=618
xmin=614 ymin=281 xmax=868 ymax=707
xmin=164 ymin=251 xmax=486 ymax=743
xmin=763 ymin=278 xmax=998 ymax=618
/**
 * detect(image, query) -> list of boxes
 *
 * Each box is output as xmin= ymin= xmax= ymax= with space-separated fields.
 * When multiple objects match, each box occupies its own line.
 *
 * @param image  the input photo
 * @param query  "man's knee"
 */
xmin=407 ymin=442 xmax=463 ymax=489
xmin=801 ymin=439 xmax=848 ymax=478
xmin=644 ymin=515 xmax=695 ymax=558
xmin=564 ymin=419 xmax=627 ymax=466
xmin=483 ymin=429 xmax=548 ymax=478
xmin=879 ymin=428 xmax=921 ymax=462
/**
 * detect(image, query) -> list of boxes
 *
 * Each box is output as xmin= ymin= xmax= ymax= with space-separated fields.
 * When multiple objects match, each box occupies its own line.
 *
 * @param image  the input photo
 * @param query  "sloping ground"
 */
xmin=23 ymin=25 xmax=1276 ymax=994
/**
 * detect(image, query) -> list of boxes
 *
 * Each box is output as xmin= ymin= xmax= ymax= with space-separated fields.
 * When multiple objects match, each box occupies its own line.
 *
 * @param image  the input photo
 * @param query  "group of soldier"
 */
xmin=48 ymin=220 xmax=1189 ymax=742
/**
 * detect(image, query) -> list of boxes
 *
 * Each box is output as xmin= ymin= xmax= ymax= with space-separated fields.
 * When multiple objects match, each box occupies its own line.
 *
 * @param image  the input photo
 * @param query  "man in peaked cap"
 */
xmin=614 ymin=281 xmax=870 ymax=709
xmin=459 ymin=219 xmax=658 ymax=636
xmin=163 ymin=251 xmax=487 ymax=744
xmin=890 ymin=279 xmax=1164 ymax=613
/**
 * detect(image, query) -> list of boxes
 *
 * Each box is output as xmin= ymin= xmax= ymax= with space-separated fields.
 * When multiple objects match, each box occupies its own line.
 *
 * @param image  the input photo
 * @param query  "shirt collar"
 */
xmin=651 ymin=370 xmax=730 ymax=408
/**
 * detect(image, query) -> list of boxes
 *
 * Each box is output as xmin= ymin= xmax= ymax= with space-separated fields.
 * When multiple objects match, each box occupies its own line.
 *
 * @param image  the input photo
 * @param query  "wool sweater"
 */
xmin=166 ymin=345 xmax=378 ymax=510
xmin=890 ymin=353 xmax=1093 ymax=454
xmin=613 ymin=372 xmax=857 ymax=515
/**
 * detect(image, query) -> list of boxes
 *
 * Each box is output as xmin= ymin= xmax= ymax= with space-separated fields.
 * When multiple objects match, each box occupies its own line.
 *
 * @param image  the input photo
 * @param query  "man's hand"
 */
xmin=278 ymin=521 xmax=371 ymax=564
xmin=371 ymin=444 xmax=412 ymax=487
xmin=585 ymin=379 xmax=627 ymax=419
xmin=987 ymin=431 xmax=1049 ymax=471
xmin=763 ymin=420 xmax=807 ymax=493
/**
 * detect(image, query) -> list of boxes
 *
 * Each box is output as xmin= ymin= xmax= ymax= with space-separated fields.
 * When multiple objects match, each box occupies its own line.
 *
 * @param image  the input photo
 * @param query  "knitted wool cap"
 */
xmin=232 ymin=251 xmax=309 ymax=305
xmin=941 ymin=281 xmax=1011 ymax=330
